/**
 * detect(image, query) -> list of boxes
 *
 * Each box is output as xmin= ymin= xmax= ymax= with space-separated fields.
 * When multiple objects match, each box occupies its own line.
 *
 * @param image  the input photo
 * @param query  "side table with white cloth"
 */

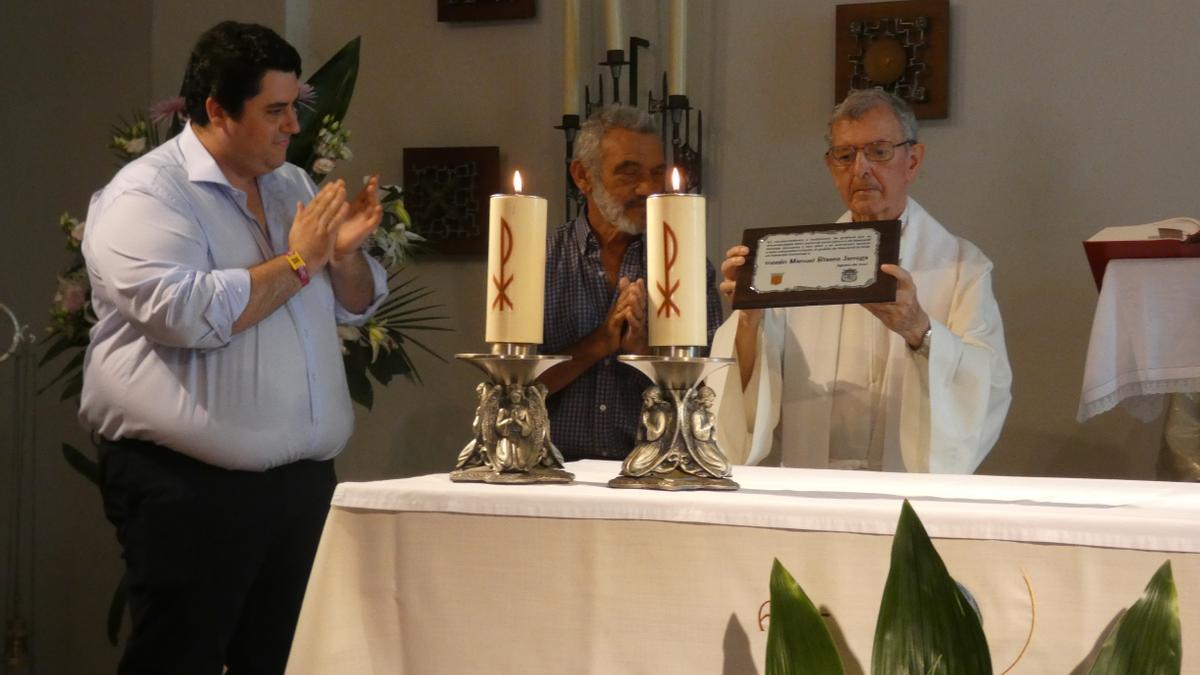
xmin=1079 ymin=258 xmax=1200 ymax=480
xmin=285 ymin=460 xmax=1200 ymax=674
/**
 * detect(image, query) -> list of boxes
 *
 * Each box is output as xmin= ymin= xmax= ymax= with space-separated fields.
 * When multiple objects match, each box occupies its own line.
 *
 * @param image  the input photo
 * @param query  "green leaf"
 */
xmin=38 ymin=333 xmax=83 ymax=367
xmin=287 ymin=37 xmax=361 ymax=176
xmin=342 ymin=343 xmax=375 ymax=409
xmin=107 ymin=573 xmax=126 ymax=645
xmin=393 ymin=201 xmax=411 ymax=228
xmin=62 ymin=443 xmax=99 ymax=485
xmin=38 ymin=349 xmax=86 ymax=395
xmin=1088 ymin=561 xmax=1181 ymax=675
xmin=872 ymin=500 xmax=991 ymax=675
xmin=367 ymin=343 xmax=413 ymax=387
xmin=58 ymin=372 xmax=83 ymax=402
xmin=395 ymin=332 xmax=448 ymax=366
xmin=765 ymin=558 xmax=845 ymax=675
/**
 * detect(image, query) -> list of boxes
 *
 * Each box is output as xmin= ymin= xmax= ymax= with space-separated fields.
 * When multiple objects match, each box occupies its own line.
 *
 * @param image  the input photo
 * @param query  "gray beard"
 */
xmin=590 ymin=181 xmax=643 ymax=235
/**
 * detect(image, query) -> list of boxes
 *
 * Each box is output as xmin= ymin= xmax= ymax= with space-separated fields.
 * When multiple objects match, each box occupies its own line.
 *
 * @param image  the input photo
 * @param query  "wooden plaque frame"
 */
xmin=731 ymin=220 xmax=901 ymax=310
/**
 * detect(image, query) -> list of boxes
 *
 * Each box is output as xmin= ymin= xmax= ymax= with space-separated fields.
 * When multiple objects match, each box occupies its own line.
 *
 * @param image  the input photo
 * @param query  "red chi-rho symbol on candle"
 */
xmin=656 ymin=221 xmax=681 ymax=318
xmin=491 ymin=218 xmax=515 ymax=310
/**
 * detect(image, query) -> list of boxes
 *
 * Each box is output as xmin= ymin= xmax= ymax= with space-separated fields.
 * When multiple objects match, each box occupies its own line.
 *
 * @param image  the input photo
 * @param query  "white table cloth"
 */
xmin=286 ymin=461 xmax=1200 ymax=674
xmin=1079 ymin=258 xmax=1200 ymax=422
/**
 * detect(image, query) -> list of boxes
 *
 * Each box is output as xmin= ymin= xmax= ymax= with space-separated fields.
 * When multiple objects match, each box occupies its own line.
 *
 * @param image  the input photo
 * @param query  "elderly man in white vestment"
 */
xmin=712 ymin=89 xmax=1012 ymax=473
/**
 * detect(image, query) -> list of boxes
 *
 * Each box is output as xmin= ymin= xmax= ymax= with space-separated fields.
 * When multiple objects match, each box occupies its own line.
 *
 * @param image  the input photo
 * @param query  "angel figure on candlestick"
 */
xmin=624 ymin=386 xmax=677 ymax=476
xmin=456 ymin=382 xmax=501 ymax=471
xmin=527 ymin=383 xmax=566 ymax=469
xmin=495 ymin=386 xmax=537 ymax=470
xmin=685 ymin=385 xmax=730 ymax=477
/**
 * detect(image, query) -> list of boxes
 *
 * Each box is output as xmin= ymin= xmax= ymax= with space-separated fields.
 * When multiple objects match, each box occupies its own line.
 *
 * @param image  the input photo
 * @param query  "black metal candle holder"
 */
xmin=554 ymin=113 xmax=583 ymax=222
xmin=557 ymin=35 xmax=705 ymax=218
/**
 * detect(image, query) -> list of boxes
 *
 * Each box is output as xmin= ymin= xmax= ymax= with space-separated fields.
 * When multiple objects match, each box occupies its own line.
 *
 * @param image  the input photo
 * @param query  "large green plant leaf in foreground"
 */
xmin=872 ymin=500 xmax=992 ymax=675
xmin=287 ymin=36 xmax=361 ymax=173
xmin=766 ymin=558 xmax=845 ymax=675
xmin=1088 ymin=561 xmax=1181 ymax=675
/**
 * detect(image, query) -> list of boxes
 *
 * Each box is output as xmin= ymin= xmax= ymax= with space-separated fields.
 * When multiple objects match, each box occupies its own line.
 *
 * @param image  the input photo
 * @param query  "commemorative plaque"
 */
xmin=731 ymin=219 xmax=901 ymax=309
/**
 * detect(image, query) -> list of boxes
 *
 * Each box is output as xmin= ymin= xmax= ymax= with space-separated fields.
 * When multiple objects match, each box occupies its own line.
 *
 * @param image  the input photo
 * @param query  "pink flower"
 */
xmin=71 ymin=220 xmax=86 ymax=242
xmin=298 ymin=83 xmax=318 ymax=111
xmin=55 ymin=278 xmax=88 ymax=313
xmin=313 ymin=157 xmax=336 ymax=175
xmin=149 ymin=96 xmax=187 ymax=125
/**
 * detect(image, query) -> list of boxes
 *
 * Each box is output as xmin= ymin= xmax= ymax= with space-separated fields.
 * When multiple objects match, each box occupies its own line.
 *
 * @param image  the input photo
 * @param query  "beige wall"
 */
xmin=316 ymin=0 xmax=1186 ymax=482
xmin=0 ymin=0 xmax=1194 ymax=670
xmin=1 ymin=2 xmax=152 ymax=673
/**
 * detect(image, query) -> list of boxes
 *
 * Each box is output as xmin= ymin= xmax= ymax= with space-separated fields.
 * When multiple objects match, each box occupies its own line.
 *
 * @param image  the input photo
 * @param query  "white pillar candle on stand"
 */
xmin=646 ymin=169 xmax=706 ymax=347
xmin=605 ymin=0 xmax=624 ymax=51
xmin=485 ymin=171 xmax=547 ymax=345
xmin=563 ymin=0 xmax=581 ymax=115
xmin=668 ymin=0 xmax=688 ymax=95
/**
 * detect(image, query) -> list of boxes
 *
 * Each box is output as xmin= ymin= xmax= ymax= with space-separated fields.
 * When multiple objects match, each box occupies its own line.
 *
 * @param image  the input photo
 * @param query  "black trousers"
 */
xmin=98 ymin=438 xmax=336 ymax=675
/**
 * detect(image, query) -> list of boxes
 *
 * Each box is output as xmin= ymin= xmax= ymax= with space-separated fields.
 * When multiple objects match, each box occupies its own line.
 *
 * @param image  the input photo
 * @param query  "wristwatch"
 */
xmin=285 ymin=250 xmax=311 ymax=287
xmin=912 ymin=325 xmax=932 ymax=357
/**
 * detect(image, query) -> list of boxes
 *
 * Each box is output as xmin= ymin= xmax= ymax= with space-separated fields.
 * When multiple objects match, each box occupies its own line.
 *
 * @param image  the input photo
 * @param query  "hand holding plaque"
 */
xmin=730 ymin=220 xmax=900 ymax=309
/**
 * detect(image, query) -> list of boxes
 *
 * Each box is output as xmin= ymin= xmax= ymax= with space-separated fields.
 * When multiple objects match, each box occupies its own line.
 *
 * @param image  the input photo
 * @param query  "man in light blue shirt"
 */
xmin=80 ymin=21 xmax=386 ymax=674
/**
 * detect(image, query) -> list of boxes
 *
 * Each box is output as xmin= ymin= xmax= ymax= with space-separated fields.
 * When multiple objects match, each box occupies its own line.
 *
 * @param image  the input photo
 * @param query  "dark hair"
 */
xmin=180 ymin=21 xmax=301 ymax=125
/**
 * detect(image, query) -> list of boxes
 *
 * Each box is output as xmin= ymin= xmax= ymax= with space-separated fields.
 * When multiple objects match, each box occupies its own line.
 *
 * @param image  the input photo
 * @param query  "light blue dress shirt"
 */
xmin=79 ymin=123 xmax=387 ymax=470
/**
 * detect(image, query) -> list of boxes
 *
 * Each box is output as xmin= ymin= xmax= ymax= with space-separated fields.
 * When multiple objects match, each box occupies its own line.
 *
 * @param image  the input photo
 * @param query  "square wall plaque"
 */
xmin=835 ymin=0 xmax=949 ymax=119
xmin=402 ymin=146 xmax=500 ymax=255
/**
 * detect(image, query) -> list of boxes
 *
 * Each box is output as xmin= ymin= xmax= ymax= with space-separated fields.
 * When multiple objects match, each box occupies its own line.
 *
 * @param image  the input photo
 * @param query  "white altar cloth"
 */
xmin=333 ymin=460 xmax=1200 ymax=553
xmin=1079 ymin=258 xmax=1200 ymax=422
xmin=286 ymin=461 xmax=1200 ymax=674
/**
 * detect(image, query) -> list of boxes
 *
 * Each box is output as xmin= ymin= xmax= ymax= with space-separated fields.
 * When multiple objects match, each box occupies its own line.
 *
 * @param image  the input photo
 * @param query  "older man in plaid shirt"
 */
xmin=539 ymin=106 xmax=722 ymax=461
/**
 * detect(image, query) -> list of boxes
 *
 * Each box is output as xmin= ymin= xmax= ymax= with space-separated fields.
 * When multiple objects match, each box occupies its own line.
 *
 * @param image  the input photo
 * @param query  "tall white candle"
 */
xmin=668 ymin=0 xmax=688 ymax=95
xmin=605 ymin=0 xmax=624 ymax=52
xmin=563 ymin=0 xmax=581 ymax=115
xmin=485 ymin=171 xmax=547 ymax=345
xmin=646 ymin=169 xmax=706 ymax=347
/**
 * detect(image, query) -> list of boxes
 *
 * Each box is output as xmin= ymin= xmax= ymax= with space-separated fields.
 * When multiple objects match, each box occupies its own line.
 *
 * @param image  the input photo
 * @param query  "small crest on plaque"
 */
xmin=770 ymin=273 xmax=784 ymax=285
xmin=841 ymin=268 xmax=858 ymax=282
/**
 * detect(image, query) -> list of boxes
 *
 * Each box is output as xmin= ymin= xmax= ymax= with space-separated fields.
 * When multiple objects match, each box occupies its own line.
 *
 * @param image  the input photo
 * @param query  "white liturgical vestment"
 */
xmin=709 ymin=198 xmax=1012 ymax=474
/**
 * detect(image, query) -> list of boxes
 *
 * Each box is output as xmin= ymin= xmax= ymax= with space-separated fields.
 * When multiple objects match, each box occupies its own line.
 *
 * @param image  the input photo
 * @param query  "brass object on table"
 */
xmin=451 ymin=346 xmax=573 ymax=484
xmin=609 ymin=353 xmax=739 ymax=491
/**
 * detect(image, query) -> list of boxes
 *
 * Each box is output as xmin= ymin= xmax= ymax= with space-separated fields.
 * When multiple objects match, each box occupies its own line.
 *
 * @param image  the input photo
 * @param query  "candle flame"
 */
xmin=671 ymin=167 xmax=682 ymax=192
xmin=513 ymin=170 xmax=523 ymax=193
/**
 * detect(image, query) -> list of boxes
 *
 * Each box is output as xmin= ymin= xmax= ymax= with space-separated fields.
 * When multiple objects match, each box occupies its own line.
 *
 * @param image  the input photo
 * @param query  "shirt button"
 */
xmin=599 ymin=404 xmax=608 ymax=412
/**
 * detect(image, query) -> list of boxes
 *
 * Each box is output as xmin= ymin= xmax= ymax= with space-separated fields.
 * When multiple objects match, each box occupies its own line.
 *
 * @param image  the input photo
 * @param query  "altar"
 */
xmin=285 ymin=460 xmax=1200 ymax=674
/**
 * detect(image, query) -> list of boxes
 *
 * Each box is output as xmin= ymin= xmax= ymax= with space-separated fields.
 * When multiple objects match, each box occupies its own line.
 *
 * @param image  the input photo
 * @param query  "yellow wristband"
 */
xmin=285 ymin=250 xmax=310 ymax=286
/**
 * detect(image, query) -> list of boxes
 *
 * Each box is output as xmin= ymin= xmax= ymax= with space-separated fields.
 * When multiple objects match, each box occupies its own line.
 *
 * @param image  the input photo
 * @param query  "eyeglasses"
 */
xmin=825 ymin=140 xmax=915 ymax=167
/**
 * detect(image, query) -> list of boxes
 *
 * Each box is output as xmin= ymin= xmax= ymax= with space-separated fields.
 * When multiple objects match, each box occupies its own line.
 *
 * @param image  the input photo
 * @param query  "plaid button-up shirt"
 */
xmin=543 ymin=214 xmax=723 ymax=461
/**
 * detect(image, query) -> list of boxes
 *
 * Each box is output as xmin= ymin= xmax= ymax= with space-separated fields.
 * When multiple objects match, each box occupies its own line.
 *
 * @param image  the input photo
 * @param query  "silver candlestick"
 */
xmin=451 ymin=343 xmax=573 ymax=484
xmin=609 ymin=350 xmax=738 ymax=491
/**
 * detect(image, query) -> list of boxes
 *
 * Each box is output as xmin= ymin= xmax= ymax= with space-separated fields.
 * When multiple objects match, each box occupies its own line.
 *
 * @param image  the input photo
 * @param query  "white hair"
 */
xmin=827 ymin=88 xmax=919 ymax=144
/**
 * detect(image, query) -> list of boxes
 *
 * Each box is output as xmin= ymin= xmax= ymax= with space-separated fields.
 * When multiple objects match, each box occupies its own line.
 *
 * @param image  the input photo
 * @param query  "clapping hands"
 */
xmin=288 ymin=176 xmax=383 ymax=272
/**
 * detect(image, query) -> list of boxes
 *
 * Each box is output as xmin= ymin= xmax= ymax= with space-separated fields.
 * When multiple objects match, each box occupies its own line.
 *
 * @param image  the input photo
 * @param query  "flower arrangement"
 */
xmin=43 ymin=36 xmax=446 ymax=411
xmin=313 ymin=115 xmax=352 ymax=176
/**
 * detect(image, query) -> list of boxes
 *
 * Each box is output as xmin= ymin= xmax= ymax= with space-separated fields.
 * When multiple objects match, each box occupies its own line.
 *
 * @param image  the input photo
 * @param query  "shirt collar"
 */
xmin=178 ymin=122 xmax=234 ymax=188
xmin=571 ymin=211 xmax=645 ymax=255
xmin=571 ymin=212 xmax=593 ymax=254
